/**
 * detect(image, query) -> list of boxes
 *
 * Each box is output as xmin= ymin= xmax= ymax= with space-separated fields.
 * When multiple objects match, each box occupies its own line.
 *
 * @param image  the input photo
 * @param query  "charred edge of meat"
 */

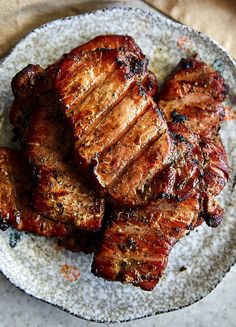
xmin=178 ymin=57 xmax=229 ymax=99
xmin=178 ymin=57 xmax=197 ymax=70
xmin=159 ymin=192 xmax=177 ymax=200
xmin=171 ymin=110 xmax=188 ymax=123
xmin=116 ymin=54 xmax=148 ymax=78
xmin=141 ymin=71 xmax=158 ymax=100
xmin=11 ymin=64 xmax=44 ymax=98
xmin=10 ymin=64 xmax=45 ymax=139
xmin=202 ymin=209 xmax=224 ymax=228
xmin=171 ymin=132 xmax=192 ymax=145
xmin=202 ymin=196 xmax=224 ymax=228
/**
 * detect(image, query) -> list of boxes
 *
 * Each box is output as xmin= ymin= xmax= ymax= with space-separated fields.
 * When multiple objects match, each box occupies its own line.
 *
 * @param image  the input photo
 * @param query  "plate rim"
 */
xmin=0 ymin=6 xmax=236 ymax=323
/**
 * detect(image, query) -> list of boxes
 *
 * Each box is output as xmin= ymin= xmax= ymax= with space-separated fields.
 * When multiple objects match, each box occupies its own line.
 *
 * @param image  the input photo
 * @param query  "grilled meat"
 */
xmin=158 ymin=57 xmax=228 ymax=139
xmin=92 ymin=57 xmax=229 ymax=290
xmin=92 ymin=192 xmax=200 ymax=291
xmin=92 ymin=121 xmax=204 ymax=290
xmin=200 ymin=136 xmax=229 ymax=227
xmin=141 ymin=71 xmax=158 ymax=99
xmin=25 ymin=95 xmax=105 ymax=230
xmin=46 ymin=34 xmax=145 ymax=73
xmin=54 ymin=47 xmax=172 ymax=207
xmin=9 ymin=65 xmax=105 ymax=231
xmin=158 ymin=57 xmax=229 ymax=226
xmin=0 ymin=144 xmax=100 ymax=250
xmin=8 ymin=35 xmax=157 ymax=239
xmin=10 ymin=35 xmax=158 ymax=229
xmin=67 ymin=34 xmax=145 ymax=59
xmin=6 ymin=37 xmax=229 ymax=291
xmin=55 ymin=48 xmax=147 ymax=141
xmin=201 ymin=137 xmax=229 ymax=197
xmin=10 ymin=64 xmax=44 ymax=139
xmin=0 ymin=148 xmax=73 ymax=237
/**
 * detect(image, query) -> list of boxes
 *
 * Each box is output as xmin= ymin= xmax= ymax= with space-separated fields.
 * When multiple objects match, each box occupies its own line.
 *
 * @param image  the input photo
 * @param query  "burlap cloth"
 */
xmin=0 ymin=0 xmax=235 ymax=58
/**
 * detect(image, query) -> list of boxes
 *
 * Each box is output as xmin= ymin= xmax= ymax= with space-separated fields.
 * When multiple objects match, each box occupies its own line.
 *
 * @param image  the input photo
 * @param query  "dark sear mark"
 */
xmin=171 ymin=110 xmax=187 ymax=123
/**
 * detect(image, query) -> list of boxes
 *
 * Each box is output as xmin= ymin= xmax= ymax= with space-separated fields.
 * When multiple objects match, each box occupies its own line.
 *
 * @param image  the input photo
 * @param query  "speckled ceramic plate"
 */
xmin=0 ymin=7 xmax=236 ymax=323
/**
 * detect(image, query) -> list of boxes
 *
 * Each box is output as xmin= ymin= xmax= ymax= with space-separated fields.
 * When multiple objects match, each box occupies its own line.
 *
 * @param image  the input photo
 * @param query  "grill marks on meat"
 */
xmin=55 ymin=49 xmax=148 ymax=145
xmin=25 ymin=96 xmax=105 ymax=230
xmin=92 ymin=123 xmax=204 ymax=290
xmin=200 ymin=137 xmax=229 ymax=228
xmin=158 ymin=57 xmax=227 ymax=139
xmin=5 ymin=38 xmax=230 ymax=291
xmin=158 ymin=57 xmax=229 ymax=227
xmin=55 ymin=49 xmax=146 ymax=121
xmin=7 ymin=35 xmax=153 ymax=238
xmin=55 ymin=47 xmax=169 ymax=207
xmin=108 ymin=131 xmax=173 ymax=206
xmin=95 ymin=106 xmax=165 ymax=188
xmin=76 ymin=84 xmax=156 ymax=167
xmin=0 ymin=148 xmax=73 ymax=237
xmin=201 ymin=137 xmax=229 ymax=196
xmin=92 ymin=192 xmax=200 ymax=291
xmin=92 ymin=56 xmax=229 ymax=290
xmin=160 ymin=94 xmax=225 ymax=139
xmin=167 ymin=123 xmax=204 ymax=200
xmin=9 ymin=62 xmax=105 ymax=232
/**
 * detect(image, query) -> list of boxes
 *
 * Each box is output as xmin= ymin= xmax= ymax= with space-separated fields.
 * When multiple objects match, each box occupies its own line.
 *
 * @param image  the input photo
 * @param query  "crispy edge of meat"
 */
xmin=10 ymin=64 xmax=44 ymax=139
xmin=10 ymin=61 xmax=105 ymax=232
xmin=158 ymin=56 xmax=228 ymax=139
xmin=24 ymin=95 xmax=105 ymax=231
xmin=92 ymin=192 xmax=200 ymax=291
xmin=0 ymin=147 xmax=74 ymax=237
xmin=158 ymin=57 xmax=229 ymax=227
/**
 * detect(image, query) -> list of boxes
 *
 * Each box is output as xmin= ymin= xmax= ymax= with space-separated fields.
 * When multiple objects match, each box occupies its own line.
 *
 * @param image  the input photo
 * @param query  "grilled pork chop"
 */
xmin=92 ymin=57 xmax=229 ymax=290
xmin=158 ymin=57 xmax=229 ymax=226
xmin=55 ymin=47 xmax=174 ymax=207
xmin=92 ymin=121 xmax=205 ymax=290
xmin=158 ymin=57 xmax=228 ymax=139
xmin=25 ymin=92 xmax=105 ymax=230
xmin=0 ymin=148 xmax=73 ymax=237
xmin=92 ymin=192 xmax=200 ymax=291
xmin=10 ymin=35 xmax=149 ymax=140
xmin=11 ymin=37 xmax=158 ymax=225
xmin=10 ymin=65 xmax=105 ymax=231
xmin=0 ymin=149 xmax=101 ymax=253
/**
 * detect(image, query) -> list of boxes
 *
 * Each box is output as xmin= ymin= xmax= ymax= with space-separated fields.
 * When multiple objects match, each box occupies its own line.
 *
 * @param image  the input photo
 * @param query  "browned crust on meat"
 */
xmin=158 ymin=57 xmax=229 ymax=227
xmin=24 ymin=95 xmax=105 ymax=231
xmin=158 ymin=57 xmax=228 ymax=139
xmin=0 ymin=148 xmax=73 ymax=237
xmin=10 ymin=58 xmax=105 ymax=232
xmin=92 ymin=192 xmax=200 ymax=291
xmin=54 ymin=47 xmax=165 ymax=207
xmin=92 ymin=56 xmax=229 ymax=290
xmin=10 ymin=64 xmax=44 ymax=139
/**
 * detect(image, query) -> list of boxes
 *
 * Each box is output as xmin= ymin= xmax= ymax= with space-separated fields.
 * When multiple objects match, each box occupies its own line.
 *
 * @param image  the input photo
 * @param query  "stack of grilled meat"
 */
xmin=0 ymin=35 xmax=229 ymax=291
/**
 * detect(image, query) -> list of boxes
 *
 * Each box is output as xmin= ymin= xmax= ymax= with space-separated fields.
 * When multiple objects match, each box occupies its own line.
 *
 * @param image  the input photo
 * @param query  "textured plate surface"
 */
xmin=0 ymin=7 xmax=236 ymax=323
